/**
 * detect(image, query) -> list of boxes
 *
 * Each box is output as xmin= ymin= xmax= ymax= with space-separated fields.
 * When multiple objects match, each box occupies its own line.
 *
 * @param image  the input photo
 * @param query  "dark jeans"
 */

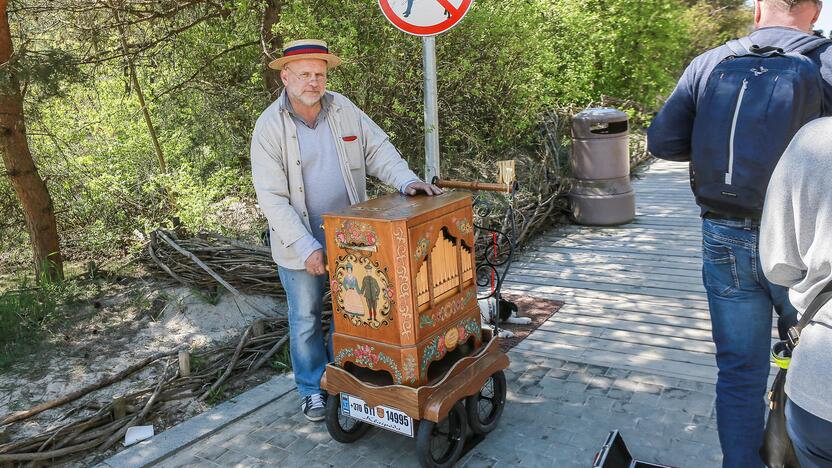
xmin=786 ymin=398 xmax=832 ymax=467
xmin=701 ymin=218 xmax=798 ymax=468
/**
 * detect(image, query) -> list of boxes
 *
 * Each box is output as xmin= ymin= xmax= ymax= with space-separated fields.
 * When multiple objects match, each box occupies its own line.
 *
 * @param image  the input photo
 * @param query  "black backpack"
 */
xmin=690 ymin=36 xmax=829 ymax=218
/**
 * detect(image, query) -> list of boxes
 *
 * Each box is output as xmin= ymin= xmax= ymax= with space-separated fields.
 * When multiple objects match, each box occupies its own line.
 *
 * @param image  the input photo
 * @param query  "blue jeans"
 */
xmin=701 ymin=218 xmax=798 ymax=468
xmin=786 ymin=398 xmax=832 ymax=468
xmin=278 ymin=266 xmax=331 ymax=398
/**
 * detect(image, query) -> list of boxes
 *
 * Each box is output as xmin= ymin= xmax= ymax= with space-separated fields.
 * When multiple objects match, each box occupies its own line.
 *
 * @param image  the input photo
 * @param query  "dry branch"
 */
xmin=99 ymin=360 xmax=171 ymax=451
xmin=0 ymin=349 xmax=180 ymax=426
xmin=245 ymin=334 xmax=289 ymax=377
xmin=199 ymin=325 xmax=252 ymax=401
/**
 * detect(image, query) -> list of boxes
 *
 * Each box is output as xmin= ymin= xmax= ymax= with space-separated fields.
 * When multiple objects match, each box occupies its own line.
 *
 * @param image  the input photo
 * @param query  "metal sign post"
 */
xmin=377 ymin=0 xmax=473 ymax=182
xmin=422 ymin=36 xmax=440 ymax=182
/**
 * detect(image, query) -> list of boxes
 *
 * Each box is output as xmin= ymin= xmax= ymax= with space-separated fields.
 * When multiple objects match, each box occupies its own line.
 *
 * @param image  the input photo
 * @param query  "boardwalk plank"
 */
xmin=549 ymin=309 xmax=779 ymax=341
xmin=506 ymin=273 xmax=705 ymax=301
xmin=514 ymin=258 xmax=703 ymax=280
xmin=511 ymin=347 xmax=717 ymax=383
xmin=516 ymin=333 xmax=717 ymax=371
xmin=509 ymin=266 xmax=706 ymax=293
xmin=504 ymin=281 xmax=710 ymax=311
xmin=548 ymin=311 xmax=714 ymax=341
xmin=504 ymin=286 xmax=711 ymax=315
xmin=542 ymin=237 xmax=701 ymax=254
xmin=536 ymin=321 xmax=718 ymax=354
xmin=517 ymin=251 xmax=703 ymax=275
xmin=551 ymin=304 xmax=711 ymax=329
xmin=547 ymin=227 xmax=703 ymax=242
xmin=527 ymin=244 xmax=702 ymax=262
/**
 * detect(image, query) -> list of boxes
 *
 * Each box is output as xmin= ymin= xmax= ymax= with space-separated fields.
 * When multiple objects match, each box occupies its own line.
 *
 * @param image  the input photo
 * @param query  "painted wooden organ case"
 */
xmin=322 ymin=192 xmax=481 ymax=387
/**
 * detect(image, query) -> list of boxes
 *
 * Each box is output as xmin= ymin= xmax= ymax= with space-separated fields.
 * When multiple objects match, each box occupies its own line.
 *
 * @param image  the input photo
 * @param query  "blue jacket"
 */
xmin=648 ymin=27 xmax=832 ymax=162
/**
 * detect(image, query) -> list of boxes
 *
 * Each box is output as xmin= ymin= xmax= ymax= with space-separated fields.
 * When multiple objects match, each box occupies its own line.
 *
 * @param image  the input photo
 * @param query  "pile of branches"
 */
xmin=0 ymin=316 xmax=316 ymax=465
xmin=144 ymin=229 xmax=284 ymax=297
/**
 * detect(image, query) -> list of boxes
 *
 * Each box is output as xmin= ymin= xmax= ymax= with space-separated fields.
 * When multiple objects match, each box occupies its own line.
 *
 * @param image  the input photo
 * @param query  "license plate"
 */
xmin=340 ymin=393 xmax=414 ymax=437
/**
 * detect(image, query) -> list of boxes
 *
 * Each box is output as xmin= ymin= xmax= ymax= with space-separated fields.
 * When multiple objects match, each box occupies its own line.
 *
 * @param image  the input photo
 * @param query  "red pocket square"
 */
xmin=342 ymin=135 xmax=357 ymax=142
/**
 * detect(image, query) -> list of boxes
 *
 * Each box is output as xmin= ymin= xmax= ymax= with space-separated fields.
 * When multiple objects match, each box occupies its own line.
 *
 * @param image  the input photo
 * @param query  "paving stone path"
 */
xmin=153 ymin=352 xmax=720 ymax=467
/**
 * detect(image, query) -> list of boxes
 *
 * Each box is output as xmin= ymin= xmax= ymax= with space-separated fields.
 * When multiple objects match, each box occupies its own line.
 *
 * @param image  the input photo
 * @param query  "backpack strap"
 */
xmin=786 ymin=37 xmax=832 ymax=115
xmin=726 ymin=39 xmax=750 ymax=56
xmin=728 ymin=35 xmax=832 ymax=57
xmin=785 ymin=36 xmax=832 ymax=55
xmin=786 ymin=281 xmax=832 ymax=350
xmin=738 ymin=36 xmax=756 ymax=53
xmin=726 ymin=37 xmax=760 ymax=56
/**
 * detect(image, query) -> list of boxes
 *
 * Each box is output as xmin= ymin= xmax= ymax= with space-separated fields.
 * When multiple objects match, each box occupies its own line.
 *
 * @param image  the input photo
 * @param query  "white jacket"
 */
xmin=250 ymin=91 xmax=420 ymax=269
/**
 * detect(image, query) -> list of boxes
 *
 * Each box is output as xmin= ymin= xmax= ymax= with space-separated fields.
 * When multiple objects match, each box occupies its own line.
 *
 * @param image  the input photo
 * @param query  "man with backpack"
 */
xmin=648 ymin=1 xmax=831 ymax=466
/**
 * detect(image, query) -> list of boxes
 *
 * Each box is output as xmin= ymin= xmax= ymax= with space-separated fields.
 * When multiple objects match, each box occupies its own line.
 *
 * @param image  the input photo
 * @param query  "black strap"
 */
xmin=787 ymin=282 xmax=832 ymax=349
xmin=796 ymin=282 xmax=832 ymax=331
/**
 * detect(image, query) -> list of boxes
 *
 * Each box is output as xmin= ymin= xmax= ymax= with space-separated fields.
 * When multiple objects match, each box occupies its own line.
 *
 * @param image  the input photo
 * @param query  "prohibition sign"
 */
xmin=378 ymin=0 xmax=473 ymax=36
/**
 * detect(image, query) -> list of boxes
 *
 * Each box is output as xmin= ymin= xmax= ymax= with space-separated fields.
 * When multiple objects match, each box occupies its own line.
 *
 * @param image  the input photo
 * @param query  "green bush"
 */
xmin=0 ymin=0 xmax=751 ymax=265
xmin=0 ymin=271 xmax=82 ymax=368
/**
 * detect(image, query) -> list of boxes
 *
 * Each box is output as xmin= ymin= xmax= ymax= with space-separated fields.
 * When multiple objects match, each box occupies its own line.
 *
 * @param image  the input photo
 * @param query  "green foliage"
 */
xmin=205 ymin=382 xmax=228 ymax=405
xmin=192 ymin=287 xmax=223 ymax=306
xmin=0 ymin=272 xmax=82 ymax=368
xmin=1 ymin=48 xmax=82 ymax=104
xmin=0 ymin=0 xmax=752 ymax=267
xmin=269 ymin=344 xmax=292 ymax=373
xmin=544 ymin=0 xmax=693 ymax=106
xmin=682 ymin=1 xmax=753 ymax=59
xmin=189 ymin=353 xmax=207 ymax=373
xmin=273 ymin=0 xmax=721 ymax=179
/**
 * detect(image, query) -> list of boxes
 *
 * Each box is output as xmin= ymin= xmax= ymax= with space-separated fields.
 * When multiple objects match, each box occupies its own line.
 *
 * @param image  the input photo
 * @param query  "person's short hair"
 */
xmin=765 ymin=0 xmax=821 ymax=11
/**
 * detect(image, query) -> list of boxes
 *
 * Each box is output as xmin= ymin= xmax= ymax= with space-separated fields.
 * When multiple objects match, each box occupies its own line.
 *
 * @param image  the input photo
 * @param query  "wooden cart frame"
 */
xmin=322 ymin=328 xmax=508 ymax=424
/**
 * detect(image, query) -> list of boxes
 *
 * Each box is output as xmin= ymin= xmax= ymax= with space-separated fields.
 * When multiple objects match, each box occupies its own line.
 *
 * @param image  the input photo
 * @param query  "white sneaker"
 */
xmin=301 ymin=393 xmax=327 ymax=422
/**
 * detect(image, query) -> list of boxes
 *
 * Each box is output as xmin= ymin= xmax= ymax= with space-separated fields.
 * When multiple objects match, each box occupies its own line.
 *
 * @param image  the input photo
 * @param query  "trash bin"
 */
xmin=570 ymin=177 xmax=635 ymax=226
xmin=569 ymin=108 xmax=635 ymax=226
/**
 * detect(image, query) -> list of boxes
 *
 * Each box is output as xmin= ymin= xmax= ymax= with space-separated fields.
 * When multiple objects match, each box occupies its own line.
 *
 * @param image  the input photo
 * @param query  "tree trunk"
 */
xmin=0 ymin=0 xmax=64 ymax=281
xmin=260 ymin=0 xmax=284 ymax=101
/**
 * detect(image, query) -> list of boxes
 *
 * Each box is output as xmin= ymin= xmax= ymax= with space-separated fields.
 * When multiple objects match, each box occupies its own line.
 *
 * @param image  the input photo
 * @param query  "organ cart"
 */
xmin=321 ymin=169 xmax=518 ymax=468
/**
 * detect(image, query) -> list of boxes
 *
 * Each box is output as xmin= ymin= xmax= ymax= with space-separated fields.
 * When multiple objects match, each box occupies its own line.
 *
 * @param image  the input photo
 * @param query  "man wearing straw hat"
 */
xmin=250 ymin=39 xmax=441 ymax=422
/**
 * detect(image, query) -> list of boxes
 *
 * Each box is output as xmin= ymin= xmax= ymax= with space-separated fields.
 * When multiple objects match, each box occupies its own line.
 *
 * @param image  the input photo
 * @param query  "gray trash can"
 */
xmin=569 ymin=108 xmax=635 ymax=226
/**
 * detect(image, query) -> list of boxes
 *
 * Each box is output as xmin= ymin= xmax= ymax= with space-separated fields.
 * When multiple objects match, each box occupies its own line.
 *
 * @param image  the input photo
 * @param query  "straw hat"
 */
xmin=268 ymin=39 xmax=342 ymax=70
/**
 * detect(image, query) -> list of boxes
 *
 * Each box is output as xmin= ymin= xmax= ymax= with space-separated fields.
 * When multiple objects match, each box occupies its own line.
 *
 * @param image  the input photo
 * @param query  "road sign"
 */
xmin=378 ymin=0 xmax=473 ymax=37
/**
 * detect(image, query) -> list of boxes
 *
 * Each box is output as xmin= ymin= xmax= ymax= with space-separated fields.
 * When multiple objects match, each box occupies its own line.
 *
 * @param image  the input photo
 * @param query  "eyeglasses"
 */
xmin=284 ymin=67 xmax=327 ymax=83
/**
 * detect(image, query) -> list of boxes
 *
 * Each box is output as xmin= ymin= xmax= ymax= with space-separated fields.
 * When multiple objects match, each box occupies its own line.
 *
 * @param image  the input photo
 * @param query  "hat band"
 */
xmin=284 ymin=45 xmax=329 ymax=57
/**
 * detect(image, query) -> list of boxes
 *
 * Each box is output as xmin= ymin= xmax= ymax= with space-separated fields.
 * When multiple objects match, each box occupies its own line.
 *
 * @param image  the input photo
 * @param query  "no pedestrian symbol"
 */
xmin=378 ymin=0 xmax=473 ymax=36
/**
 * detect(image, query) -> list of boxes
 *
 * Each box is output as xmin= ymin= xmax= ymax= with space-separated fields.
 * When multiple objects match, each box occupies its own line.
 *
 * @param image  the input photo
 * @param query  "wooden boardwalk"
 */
xmin=505 ymin=159 xmax=775 ymax=384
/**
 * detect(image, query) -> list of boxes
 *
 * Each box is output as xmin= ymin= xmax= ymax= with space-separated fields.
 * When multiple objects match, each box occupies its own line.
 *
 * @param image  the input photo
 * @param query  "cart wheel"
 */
xmin=465 ymin=370 xmax=506 ymax=434
xmin=416 ymin=401 xmax=468 ymax=468
xmin=325 ymin=393 xmax=370 ymax=443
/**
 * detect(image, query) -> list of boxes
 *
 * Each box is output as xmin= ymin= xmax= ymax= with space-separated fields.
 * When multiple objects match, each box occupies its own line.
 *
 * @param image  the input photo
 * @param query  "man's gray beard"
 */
xmin=291 ymin=89 xmax=323 ymax=107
